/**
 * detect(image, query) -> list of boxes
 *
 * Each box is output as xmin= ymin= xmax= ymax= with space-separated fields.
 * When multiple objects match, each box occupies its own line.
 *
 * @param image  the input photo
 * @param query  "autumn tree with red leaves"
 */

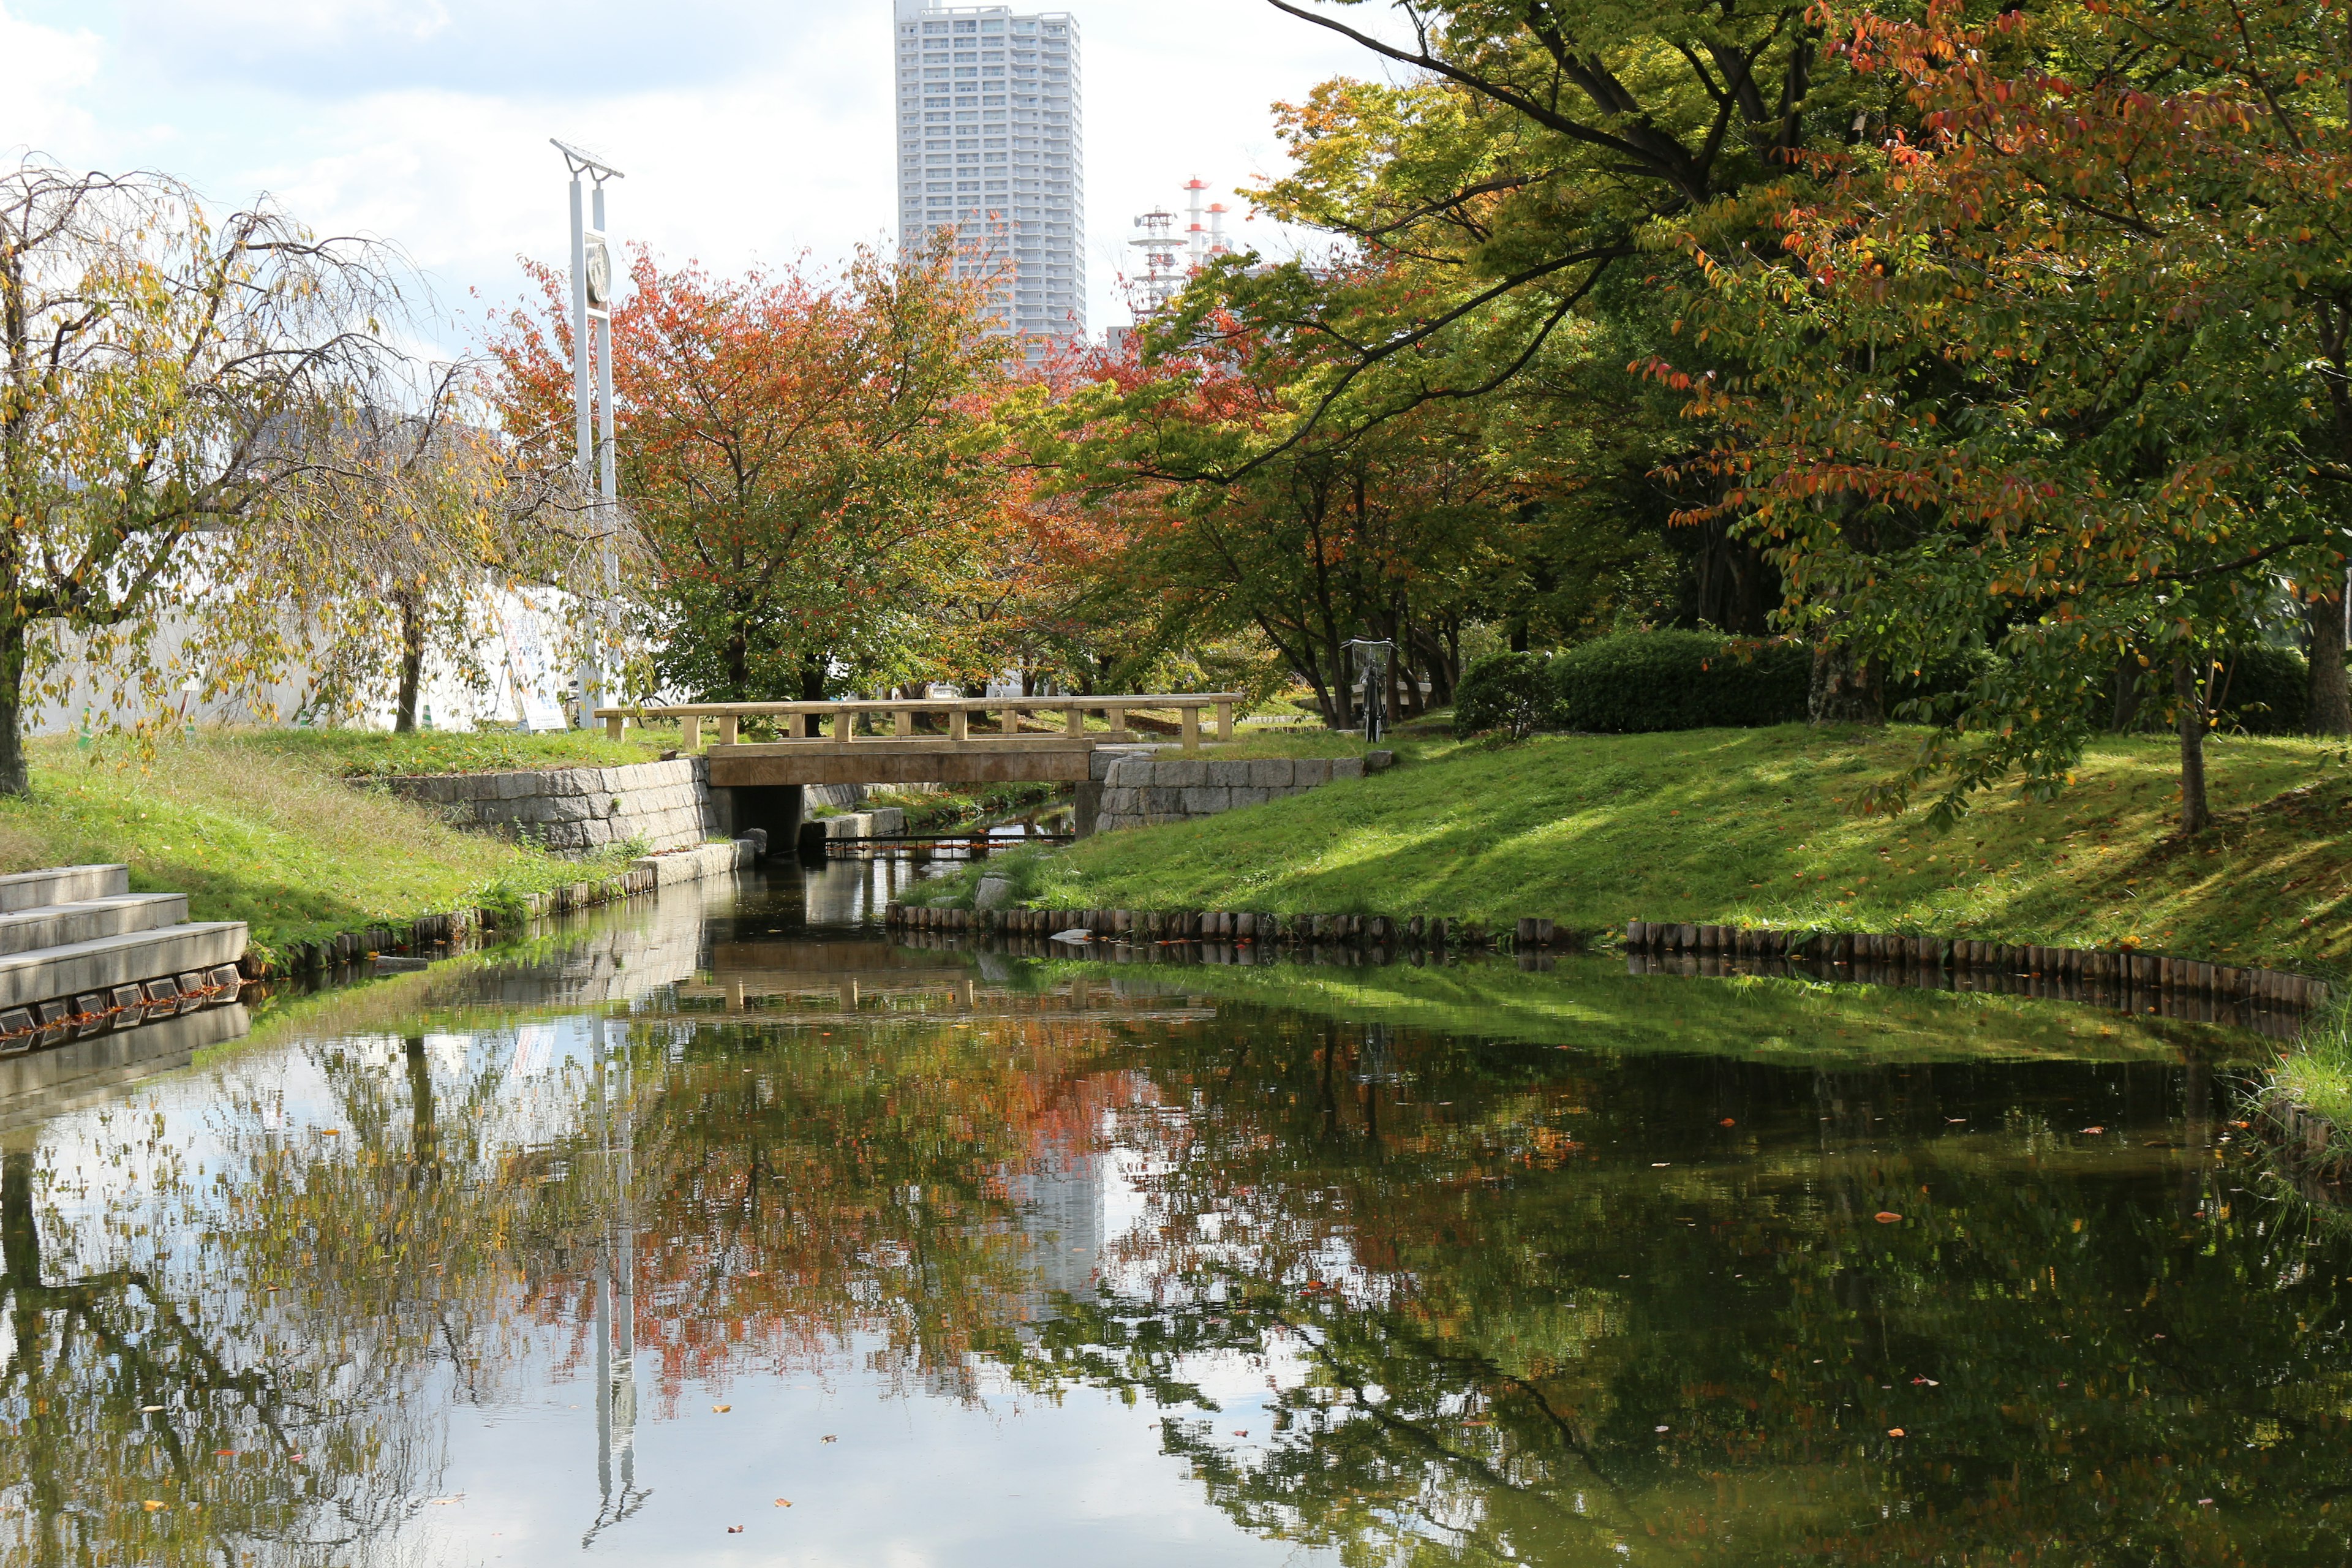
xmin=489 ymin=238 xmax=1014 ymax=702
xmin=1043 ymin=281 xmax=1521 ymax=725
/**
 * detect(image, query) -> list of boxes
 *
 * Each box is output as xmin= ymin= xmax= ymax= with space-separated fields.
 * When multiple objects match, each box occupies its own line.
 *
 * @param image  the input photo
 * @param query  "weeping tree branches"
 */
xmin=0 ymin=158 xmax=606 ymax=785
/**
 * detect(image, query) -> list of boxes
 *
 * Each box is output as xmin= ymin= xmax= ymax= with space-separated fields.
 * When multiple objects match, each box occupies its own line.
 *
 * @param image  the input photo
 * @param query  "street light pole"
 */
xmin=553 ymin=138 xmax=624 ymax=731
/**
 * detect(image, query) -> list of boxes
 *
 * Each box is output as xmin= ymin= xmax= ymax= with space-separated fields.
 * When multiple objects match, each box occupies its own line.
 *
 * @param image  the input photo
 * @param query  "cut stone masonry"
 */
xmin=1092 ymin=753 xmax=1375 ymax=832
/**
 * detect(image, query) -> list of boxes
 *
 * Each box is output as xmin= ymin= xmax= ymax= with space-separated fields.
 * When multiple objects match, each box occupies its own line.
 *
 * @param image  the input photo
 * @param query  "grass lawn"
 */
xmin=949 ymin=722 xmax=2352 ymax=976
xmin=0 ymin=731 xmax=647 ymax=965
xmin=239 ymin=725 xmax=683 ymax=777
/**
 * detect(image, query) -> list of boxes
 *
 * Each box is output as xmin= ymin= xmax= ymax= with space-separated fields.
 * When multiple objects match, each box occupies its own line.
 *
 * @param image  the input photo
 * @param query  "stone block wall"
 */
xmin=1094 ymin=755 xmax=1366 ymax=832
xmin=386 ymin=758 xmax=721 ymax=856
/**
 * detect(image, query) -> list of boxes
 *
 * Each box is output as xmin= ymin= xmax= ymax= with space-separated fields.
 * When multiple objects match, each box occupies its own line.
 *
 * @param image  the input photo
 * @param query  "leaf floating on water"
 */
xmin=140 ymin=1405 xmax=164 ymax=1413
xmin=143 ymin=1501 xmax=167 ymax=1512
xmin=1654 ymin=1425 xmax=1670 ymax=1433
xmin=1232 ymin=1430 xmax=1248 ymax=1437
xmin=320 ymin=1128 xmax=341 ymax=1136
xmin=1888 ymin=1428 xmax=1907 ymax=1438
xmin=712 ymin=1404 xmax=731 ymax=1414
xmin=2082 ymin=1126 xmax=2107 ymax=1134
xmin=774 ymin=1499 xmax=793 ymax=1507
xmin=821 ymin=1434 xmax=837 ymax=1443
xmin=1719 ymin=1118 xmax=1736 ymax=1127
xmin=1875 ymin=1212 xmax=1904 ymax=1223
xmin=727 ymin=1526 xmax=744 ymax=1534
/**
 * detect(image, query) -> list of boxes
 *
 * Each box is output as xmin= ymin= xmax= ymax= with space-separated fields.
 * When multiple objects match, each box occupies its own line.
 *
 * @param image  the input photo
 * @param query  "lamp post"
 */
xmin=1345 ymin=637 xmax=1393 ymax=745
xmin=552 ymin=138 xmax=624 ymax=731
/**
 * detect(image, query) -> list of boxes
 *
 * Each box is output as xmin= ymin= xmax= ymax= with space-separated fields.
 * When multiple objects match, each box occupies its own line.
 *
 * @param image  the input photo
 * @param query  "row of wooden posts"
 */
xmin=884 ymin=903 xmax=1555 ymax=949
xmin=885 ymin=903 xmax=2329 ymax=1012
xmin=1627 ymin=920 xmax=2329 ymax=1008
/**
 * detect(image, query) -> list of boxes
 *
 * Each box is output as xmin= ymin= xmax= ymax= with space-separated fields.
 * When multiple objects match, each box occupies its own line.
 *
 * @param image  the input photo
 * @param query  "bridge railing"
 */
xmin=592 ymin=693 xmax=1249 ymax=753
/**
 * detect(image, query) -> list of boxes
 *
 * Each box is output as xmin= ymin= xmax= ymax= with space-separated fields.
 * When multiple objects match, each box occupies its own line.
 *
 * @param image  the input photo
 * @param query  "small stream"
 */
xmin=1 ymin=854 xmax=2343 ymax=1567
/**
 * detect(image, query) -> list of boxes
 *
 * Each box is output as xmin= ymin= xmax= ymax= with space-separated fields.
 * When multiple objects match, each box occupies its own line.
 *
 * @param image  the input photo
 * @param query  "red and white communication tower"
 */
xmin=1129 ymin=176 xmax=1235 ymax=317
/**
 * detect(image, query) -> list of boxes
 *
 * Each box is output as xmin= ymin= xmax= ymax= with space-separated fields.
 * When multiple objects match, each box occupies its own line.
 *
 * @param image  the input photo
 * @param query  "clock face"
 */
xmin=584 ymin=232 xmax=613 ymax=309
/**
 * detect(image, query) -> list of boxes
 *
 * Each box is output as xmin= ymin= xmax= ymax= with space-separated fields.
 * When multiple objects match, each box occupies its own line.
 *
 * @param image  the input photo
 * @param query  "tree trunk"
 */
xmin=1 ymin=1150 xmax=36 ymax=1287
xmin=0 ymin=618 xmax=25 ymax=797
xmin=2308 ymin=576 xmax=2351 ymax=736
xmin=394 ymin=590 xmax=425 ymax=733
xmin=405 ymin=1035 xmax=440 ymax=1189
xmin=1808 ymin=635 xmax=1883 ymax=726
xmin=799 ymin=658 xmax=827 ymax=703
xmin=2176 ymin=655 xmax=2212 ymax=835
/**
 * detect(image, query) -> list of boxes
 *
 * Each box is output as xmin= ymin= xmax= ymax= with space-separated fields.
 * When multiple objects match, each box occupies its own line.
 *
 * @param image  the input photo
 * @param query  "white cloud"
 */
xmin=4 ymin=0 xmax=1392 ymax=338
xmin=0 ymin=3 xmax=104 ymax=157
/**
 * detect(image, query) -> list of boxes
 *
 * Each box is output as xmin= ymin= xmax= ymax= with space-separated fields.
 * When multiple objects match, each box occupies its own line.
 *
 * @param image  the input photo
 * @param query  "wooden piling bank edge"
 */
xmin=884 ymin=903 xmax=2330 ymax=1038
xmin=244 ymin=837 xmax=765 ymax=981
xmin=1624 ymin=919 xmax=2329 ymax=1010
xmin=244 ymin=867 xmax=667 ymax=980
xmin=2251 ymin=1090 xmax=2352 ymax=1199
xmin=884 ymin=902 xmax=1543 ymax=951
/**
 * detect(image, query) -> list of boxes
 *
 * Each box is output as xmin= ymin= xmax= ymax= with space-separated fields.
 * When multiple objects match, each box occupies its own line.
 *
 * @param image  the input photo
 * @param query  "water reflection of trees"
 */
xmin=0 ymin=1026 xmax=552 ymax=1567
xmin=10 ymin=985 xmax=2350 ymax=1567
xmin=997 ymin=1013 xmax=2352 ymax=1566
xmin=563 ymin=1016 xmax=1137 ymax=1406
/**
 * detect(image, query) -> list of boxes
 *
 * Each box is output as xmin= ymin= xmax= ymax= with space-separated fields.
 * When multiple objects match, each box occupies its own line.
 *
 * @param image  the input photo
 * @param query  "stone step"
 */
xmin=0 ymin=894 xmax=189 ymax=957
xmin=0 ymin=864 xmax=129 ymax=914
xmin=0 ymin=922 xmax=247 ymax=1012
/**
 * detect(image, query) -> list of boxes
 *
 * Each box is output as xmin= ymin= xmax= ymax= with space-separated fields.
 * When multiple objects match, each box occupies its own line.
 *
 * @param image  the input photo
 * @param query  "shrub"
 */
xmin=1453 ymin=650 xmax=1561 ymax=737
xmin=1551 ymin=631 xmax=1811 ymax=733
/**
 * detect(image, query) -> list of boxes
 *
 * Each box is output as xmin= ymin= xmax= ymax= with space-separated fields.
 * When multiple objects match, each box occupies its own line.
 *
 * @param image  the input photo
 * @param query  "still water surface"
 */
xmin=2 ymin=856 xmax=2345 ymax=1566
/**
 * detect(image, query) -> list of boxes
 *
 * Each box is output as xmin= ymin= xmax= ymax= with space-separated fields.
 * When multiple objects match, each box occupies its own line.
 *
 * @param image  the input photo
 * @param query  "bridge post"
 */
xmin=1064 ymin=706 xmax=1084 ymax=737
xmin=1180 ymin=706 xmax=1200 ymax=752
xmin=895 ymin=709 xmax=914 ymax=737
xmin=683 ymin=715 xmax=703 ymax=752
xmin=833 ymin=709 xmax=854 ymax=744
xmin=998 ymin=706 xmax=1020 ymax=736
xmin=717 ymin=715 xmax=740 ymax=747
xmin=784 ymin=712 xmax=805 ymax=739
xmin=949 ymin=709 xmax=969 ymax=741
xmin=1104 ymin=704 xmax=1126 ymax=741
xmin=1216 ymin=701 xmax=1234 ymax=742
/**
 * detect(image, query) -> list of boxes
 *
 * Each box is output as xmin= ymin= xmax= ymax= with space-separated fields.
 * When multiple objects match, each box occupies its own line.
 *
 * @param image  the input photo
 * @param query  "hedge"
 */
xmin=1456 ymin=631 xmax=1811 ymax=736
xmin=1553 ymin=631 xmax=1811 ymax=732
xmin=1452 ymin=650 xmax=1562 ymax=737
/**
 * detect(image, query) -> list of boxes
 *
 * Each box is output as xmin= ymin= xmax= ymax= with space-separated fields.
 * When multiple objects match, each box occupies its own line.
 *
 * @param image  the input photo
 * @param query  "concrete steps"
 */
xmin=0 ymin=892 xmax=188 ymax=956
xmin=0 ymin=865 xmax=246 ymax=1058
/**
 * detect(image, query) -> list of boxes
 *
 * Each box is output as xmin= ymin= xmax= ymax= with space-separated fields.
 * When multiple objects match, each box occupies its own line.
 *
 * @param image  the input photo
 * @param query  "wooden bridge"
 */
xmin=595 ymin=693 xmax=1245 ymax=789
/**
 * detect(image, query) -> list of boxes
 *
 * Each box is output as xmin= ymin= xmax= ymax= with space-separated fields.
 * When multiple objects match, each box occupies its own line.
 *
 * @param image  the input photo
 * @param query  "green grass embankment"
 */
xmin=954 ymin=723 xmax=2352 ymax=977
xmin=0 ymin=731 xmax=649 ymax=966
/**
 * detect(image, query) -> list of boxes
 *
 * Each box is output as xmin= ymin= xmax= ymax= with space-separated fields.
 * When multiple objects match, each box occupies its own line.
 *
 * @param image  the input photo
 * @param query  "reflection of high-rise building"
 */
xmin=1014 ymin=1144 xmax=1104 ymax=1311
xmin=892 ymin=0 xmax=1085 ymax=360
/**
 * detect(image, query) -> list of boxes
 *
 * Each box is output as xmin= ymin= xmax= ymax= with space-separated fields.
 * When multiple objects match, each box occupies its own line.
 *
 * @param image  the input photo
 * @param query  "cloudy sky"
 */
xmin=2 ymin=0 xmax=1385 ymax=349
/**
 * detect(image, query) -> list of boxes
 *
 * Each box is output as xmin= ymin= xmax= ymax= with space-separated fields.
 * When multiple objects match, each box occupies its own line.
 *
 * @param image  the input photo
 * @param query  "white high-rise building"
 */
xmin=892 ymin=0 xmax=1085 ymax=358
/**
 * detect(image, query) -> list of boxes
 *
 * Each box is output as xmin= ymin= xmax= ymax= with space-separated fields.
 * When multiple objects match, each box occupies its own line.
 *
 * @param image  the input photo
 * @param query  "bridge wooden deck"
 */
xmin=595 ymin=693 xmax=1246 ymax=789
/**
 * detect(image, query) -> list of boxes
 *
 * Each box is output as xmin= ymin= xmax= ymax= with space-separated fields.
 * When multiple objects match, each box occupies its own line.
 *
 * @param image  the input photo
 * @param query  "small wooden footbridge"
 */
xmin=595 ymin=692 xmax=1246 ymax=788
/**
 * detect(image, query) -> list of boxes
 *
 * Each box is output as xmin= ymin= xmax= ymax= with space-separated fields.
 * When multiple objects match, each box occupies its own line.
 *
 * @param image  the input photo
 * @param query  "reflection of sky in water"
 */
xmin=7 ymin=864 xmax=1335 ymax=1567
xmin=5 ymin=857 xmax=2342 ymax=1568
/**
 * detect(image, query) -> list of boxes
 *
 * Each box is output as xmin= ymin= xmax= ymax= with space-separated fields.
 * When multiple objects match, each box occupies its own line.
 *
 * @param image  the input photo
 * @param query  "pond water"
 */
xmin=3 ymin=858 xmax=2347 ymax=1567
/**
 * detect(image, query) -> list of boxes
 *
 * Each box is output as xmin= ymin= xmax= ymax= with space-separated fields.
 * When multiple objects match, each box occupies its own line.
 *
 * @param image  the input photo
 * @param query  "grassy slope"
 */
xmin=992 ymin=723 xmax=2352 ymax=975
xmin=0 ymin=734 xmax=644 ymax=964
xmin=238 ymin=726 xmax=681 ymax=777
